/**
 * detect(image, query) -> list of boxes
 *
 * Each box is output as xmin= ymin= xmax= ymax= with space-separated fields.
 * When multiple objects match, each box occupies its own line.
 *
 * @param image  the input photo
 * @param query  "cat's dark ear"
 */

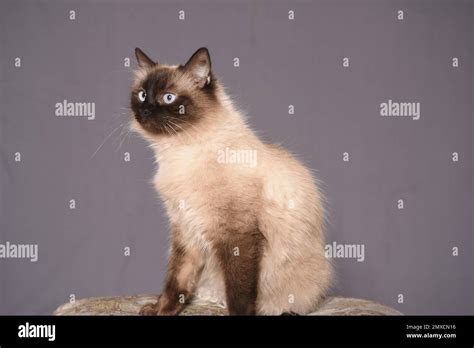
xmin=184 ymin=47 xmax=211 ymax=88
xmin=135 ymin=48 xmax=156 ymax=68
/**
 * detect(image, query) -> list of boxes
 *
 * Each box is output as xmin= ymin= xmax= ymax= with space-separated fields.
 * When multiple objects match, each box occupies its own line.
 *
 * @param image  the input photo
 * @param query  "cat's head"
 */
xmin=130 ymin=47 xmax=219 ymax=137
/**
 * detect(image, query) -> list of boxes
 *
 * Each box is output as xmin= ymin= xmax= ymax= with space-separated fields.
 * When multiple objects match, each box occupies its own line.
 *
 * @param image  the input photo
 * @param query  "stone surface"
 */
xmin=53 ymin=295 xmax=402 ymax=316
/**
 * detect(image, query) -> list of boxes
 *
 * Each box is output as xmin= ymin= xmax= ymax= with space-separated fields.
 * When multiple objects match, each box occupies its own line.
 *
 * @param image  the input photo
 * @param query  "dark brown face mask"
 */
xmin=130 ymin=47 xmax=217 ymax=136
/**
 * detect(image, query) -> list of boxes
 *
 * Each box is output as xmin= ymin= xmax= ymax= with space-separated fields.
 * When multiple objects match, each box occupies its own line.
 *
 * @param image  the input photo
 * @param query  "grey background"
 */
xmin=0 ymin=0 xmax=472 ymax=315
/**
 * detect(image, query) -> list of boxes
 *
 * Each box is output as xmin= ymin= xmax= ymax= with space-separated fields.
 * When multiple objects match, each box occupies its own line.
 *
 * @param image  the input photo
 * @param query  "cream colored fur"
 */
xmin=131 ymin=67 xmax=333 ymax=315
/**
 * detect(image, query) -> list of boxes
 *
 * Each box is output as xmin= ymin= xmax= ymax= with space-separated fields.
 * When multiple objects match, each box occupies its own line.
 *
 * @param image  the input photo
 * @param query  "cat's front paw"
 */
xmin=139 ymin=294 xmax=163 ymax=315
xmin=139 ymin=303 xmax=161 ymax=316
xmin=139 ymin=294 xmax=183 ymax=316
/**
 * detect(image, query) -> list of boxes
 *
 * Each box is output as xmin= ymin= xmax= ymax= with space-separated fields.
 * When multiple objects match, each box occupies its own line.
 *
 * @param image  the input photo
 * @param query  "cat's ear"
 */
xmin=135 ymin=48 xmax=156 ymax=68
xmin=184 ymin=47 xmax=211 ymax=88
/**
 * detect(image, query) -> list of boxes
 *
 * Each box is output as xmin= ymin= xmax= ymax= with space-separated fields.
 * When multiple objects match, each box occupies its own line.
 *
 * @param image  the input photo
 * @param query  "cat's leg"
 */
xmin=213 ymin=228 xmax=264 ymax=315
xmin=139 ymin=230 xmax=204 ymax=316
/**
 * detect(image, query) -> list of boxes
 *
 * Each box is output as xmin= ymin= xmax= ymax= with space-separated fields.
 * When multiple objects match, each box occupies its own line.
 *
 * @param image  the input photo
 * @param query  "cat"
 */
xmin=130 ymin=47 xmax=333 ymax=315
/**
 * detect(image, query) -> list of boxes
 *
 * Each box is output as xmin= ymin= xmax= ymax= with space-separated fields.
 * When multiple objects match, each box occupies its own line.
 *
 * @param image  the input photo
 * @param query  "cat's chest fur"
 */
xmin=152 ymin=137 xmax=261 ymax=251
xmin=153 ymin=144 xmax=221 ymax=249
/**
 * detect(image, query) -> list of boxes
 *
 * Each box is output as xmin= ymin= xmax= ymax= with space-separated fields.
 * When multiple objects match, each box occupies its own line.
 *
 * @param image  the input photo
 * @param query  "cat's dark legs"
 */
xmin=139 ymin=228 xmax=204 ymax=316
xmin=214 ymin=228 xmax=264 ymax=315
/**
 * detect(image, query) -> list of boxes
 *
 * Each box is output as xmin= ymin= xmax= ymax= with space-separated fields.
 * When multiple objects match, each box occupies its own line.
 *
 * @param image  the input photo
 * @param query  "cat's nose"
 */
xmin=140 ymin=109 xmax=151 ymax=118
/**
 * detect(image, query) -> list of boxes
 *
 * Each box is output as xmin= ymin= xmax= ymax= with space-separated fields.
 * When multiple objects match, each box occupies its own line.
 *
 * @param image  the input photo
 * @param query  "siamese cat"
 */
xmin=130 ymin=47 xmax=332 ymax=315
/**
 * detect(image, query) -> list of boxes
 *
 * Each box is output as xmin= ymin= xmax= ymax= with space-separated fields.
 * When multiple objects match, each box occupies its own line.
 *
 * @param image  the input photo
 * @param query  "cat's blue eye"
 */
xmin=163 ymin=93 xmax=176 ymax=104
xmin=138 ymin=90 xmax=146 ymax=102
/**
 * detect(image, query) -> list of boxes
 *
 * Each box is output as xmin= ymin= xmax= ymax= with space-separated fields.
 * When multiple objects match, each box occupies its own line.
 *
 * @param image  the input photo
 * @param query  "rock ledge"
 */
xmin=53 ymin=295 xmax=402 ymax=316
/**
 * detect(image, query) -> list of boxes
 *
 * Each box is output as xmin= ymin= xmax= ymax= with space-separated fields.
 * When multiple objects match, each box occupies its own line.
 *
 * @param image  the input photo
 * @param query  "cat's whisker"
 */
xmin=167 ymin=119 xmax=193 ymax=140
xmin=166 ymin=121 xmax=181 ymax=135
xmin=113 ymin=127 xmax=127 ymax=148
xmin=165 ymin=119 xmax=180 ymax=133
xmin=170 ymin=117 xmax=200 ymax=135
xmin=164 ymin=123 xmax=174 ymax=135
xmin=160 ymin=124 xmax=169 ymax=136
xmin=111 ymin=110 xmax=131 ymax=122
xmin=169 ymin=124 xmax=177 ymax=136
xmin=117 ymin=126 xmax=132 ymax=151
xmin=90 ymin=122 xmax=126 ymax=160
xmin=112 ymin=120 xmax=131 ymax=146
xmin=164 ymin=123 xmax=175 ymax=136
